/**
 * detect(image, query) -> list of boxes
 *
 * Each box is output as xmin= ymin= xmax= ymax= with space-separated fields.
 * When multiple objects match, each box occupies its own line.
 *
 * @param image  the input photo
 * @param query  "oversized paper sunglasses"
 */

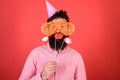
xmin=41 ymin=22 xmax=75 ymax=36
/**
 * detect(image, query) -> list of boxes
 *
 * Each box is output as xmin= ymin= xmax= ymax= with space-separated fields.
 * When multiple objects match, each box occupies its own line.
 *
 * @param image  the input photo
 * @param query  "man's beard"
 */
xmin=49 ymin=34 xmax=67 ymax=51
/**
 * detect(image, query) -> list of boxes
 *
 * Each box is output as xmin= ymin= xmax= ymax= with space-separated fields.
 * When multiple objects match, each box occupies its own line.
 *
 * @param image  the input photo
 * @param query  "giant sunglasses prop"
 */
xmin=41 ymin=22 xmax=75 ymax=36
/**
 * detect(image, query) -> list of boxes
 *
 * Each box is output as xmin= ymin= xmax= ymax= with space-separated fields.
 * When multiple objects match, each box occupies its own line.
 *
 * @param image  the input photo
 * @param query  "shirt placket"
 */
xmin=53 ymin=51 xmax=60 ymax=80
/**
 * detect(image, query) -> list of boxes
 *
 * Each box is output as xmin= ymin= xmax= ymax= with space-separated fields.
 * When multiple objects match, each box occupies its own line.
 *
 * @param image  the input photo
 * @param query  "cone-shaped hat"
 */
xmin=46 ymin=0 xmax=57 ymax=18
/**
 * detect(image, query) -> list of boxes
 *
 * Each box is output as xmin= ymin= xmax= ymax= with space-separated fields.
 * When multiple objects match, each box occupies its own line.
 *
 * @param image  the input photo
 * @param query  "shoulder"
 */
xmin=29 ymin=45 xmax=46 ymax=56
xmin=67 ymin=47 xmax=83 ymax=60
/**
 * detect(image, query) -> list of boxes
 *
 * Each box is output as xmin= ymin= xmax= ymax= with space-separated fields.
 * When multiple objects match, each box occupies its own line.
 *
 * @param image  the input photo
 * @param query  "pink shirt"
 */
xmin=19 ymin=44 xmax=87 ymax=80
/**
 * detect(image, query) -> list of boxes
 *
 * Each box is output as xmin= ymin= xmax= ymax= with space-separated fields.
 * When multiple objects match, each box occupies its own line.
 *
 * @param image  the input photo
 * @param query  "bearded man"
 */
xmin=19 ymin=9 xmax=87 ymax=80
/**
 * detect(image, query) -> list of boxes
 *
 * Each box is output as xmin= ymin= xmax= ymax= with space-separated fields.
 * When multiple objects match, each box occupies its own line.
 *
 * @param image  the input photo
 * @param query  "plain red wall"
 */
xmin=0 ymin=0 xmax=120 ymax=80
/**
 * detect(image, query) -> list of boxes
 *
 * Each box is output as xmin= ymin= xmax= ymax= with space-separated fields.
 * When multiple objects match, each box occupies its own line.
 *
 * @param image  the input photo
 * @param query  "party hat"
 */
xmin=46 ymin=0 xmax=57 ymax=18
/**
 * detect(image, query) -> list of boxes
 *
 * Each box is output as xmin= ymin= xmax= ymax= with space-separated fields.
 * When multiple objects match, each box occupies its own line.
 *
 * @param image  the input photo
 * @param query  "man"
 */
xmin=19 ymin=10 xmax=87 ymax=80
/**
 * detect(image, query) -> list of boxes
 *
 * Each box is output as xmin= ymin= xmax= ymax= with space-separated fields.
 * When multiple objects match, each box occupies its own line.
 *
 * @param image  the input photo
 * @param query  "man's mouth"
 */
xmin=54 ymin=33 xmax=63 ymax=39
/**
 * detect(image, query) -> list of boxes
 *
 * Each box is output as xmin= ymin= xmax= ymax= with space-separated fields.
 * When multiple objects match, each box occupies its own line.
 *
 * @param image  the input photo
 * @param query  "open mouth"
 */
xmin=54 ymin=33 xmax=63 ymax=39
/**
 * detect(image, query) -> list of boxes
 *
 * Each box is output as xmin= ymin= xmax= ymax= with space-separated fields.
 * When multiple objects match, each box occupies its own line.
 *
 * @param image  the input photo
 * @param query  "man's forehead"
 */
xmin=52 ymin=18 xmax=67 ymax=22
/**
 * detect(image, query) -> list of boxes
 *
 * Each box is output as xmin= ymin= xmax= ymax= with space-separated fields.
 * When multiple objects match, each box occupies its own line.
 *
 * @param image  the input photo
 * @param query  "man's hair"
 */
xmin=47 ymin=10 xmax=70 ymax=22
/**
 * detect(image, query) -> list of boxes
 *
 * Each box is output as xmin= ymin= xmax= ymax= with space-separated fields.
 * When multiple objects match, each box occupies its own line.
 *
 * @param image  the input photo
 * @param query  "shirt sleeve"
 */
xmin=18 ymin=50 xmax=42 ymax=80
xmin=75 ymin=54 xmax=87 ymax=80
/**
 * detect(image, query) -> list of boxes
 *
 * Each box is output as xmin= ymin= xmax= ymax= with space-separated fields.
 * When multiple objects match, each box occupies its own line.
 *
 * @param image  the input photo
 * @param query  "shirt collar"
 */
xmin=46 ymin=43 xmax=69 ymax=54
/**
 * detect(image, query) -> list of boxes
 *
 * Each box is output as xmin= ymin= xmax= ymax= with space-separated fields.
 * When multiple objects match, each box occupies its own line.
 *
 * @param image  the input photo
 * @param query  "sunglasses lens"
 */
xmin=60 ymin=22 xmax=75 ymax=36
xmin=41 ymin=22 xmax=56 ymax=36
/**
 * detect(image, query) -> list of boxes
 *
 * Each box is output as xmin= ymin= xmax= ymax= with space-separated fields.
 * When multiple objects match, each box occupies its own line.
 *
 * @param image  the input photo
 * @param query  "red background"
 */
xmin=0 ymin=0 xmax=120 ymax=80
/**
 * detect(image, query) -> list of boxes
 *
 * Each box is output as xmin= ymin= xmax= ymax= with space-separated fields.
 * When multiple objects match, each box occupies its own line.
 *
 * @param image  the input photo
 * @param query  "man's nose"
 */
xmin=56 ymin=26 xmax=60 ymax=33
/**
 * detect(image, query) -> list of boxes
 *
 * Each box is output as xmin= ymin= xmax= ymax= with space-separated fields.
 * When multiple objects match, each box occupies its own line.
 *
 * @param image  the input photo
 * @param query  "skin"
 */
xmin=41 ymin=18 xmax=67 ymax=80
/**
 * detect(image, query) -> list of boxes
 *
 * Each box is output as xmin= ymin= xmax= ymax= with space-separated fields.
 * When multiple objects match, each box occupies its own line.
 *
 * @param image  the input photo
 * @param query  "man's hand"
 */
xmin=41 ymin=61 xmax=57 ymax=80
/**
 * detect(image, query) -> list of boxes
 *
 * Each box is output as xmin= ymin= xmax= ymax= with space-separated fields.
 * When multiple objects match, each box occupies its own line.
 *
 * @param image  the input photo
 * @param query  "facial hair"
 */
xmin=49 ymin=34 xmax=67 ymax=51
